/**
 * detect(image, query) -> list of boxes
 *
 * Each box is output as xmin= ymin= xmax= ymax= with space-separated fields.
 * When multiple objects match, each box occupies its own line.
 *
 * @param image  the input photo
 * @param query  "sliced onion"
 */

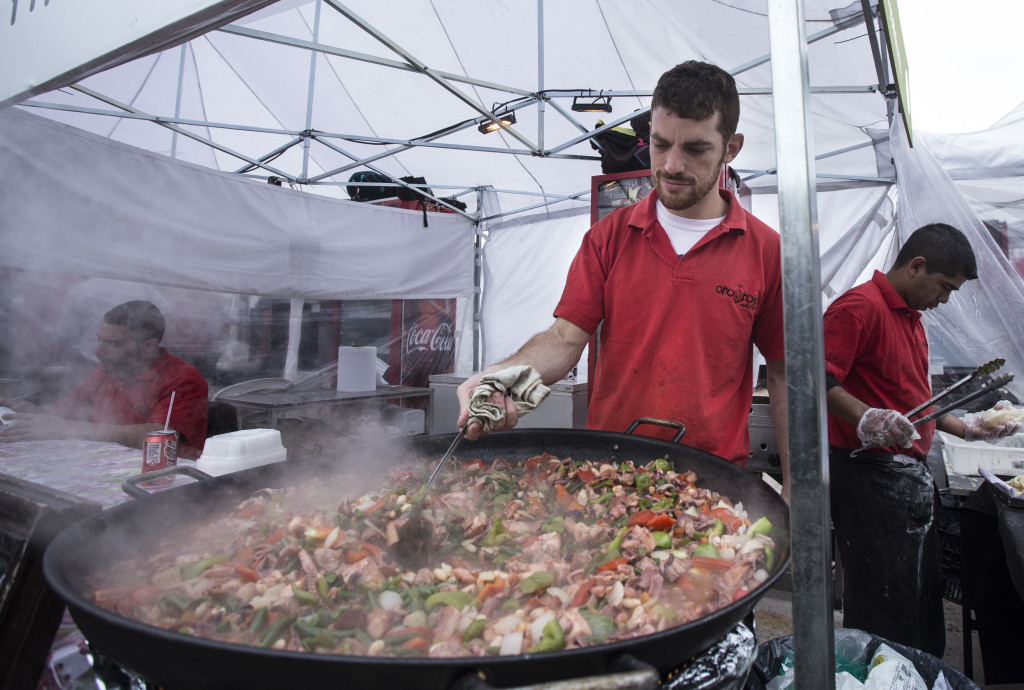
xmin=499 ymin=630 xmax=523 ymax=656
xmin=546 ymin=586 xmax=570 ymax=605
xmin=377 ymin=590 xmax=402 ymax=611
xmin=530 ymin=610 xmax=556 ymax=642
xmin=491 ymin=614 xmax=522 ymax=636
xmin=606 ymin=580 xmax=624 ymax=607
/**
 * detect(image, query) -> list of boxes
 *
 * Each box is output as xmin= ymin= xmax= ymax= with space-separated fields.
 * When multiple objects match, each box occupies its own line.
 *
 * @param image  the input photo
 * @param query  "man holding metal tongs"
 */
xmin=823 ymin=223 xmax=1021 ymax=659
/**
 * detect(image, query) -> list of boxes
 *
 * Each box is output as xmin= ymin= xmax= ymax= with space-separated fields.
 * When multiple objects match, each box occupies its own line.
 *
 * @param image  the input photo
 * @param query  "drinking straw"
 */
xmin=164 ymin=391 xmax=176 ymax=432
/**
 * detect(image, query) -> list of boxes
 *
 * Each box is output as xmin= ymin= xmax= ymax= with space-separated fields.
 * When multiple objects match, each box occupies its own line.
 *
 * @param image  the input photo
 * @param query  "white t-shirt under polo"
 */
xmin=656 ymin=199 xmax=725 ymax=256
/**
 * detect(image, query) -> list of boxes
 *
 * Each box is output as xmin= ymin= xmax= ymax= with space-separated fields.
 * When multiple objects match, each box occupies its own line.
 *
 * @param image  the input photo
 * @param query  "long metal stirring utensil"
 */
xmin=393 ymin=427 xmax=465 ymax=567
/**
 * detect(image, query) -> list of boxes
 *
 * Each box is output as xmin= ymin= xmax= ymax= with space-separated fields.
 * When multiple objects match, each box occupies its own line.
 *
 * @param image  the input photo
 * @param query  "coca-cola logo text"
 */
xmin=406 ymin=320 xmax=454 ymax=354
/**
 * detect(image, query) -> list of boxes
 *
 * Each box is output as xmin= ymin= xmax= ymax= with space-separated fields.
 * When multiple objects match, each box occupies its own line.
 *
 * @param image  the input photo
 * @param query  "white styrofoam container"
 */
xmin=939 ymin=431 xmax=1024 ymax=477
xmin=197 ymin=428 xmax=287 ymax=477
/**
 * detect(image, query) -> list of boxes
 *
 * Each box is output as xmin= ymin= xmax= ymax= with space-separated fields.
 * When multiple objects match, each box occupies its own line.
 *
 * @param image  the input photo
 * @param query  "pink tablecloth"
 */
xmin=0 ymin=439 xmax=142 ymax=508
xmin=0 ymin=439 xmax=188 ymax=688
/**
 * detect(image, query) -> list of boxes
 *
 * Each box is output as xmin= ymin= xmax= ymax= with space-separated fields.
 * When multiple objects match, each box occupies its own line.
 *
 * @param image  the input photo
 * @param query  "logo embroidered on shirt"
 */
xmin=716 ymin=284 xmax=760 ymax=310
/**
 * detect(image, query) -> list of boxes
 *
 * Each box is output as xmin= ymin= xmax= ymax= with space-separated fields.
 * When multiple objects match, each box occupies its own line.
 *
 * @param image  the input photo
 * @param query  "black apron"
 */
xmin=829 ymin=447 xmax=945 ymax=657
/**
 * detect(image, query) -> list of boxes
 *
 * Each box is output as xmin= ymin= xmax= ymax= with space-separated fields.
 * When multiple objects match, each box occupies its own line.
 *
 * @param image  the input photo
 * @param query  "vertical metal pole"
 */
xmin=537 ymin=0 xmax=545 ymax=152
xmin=765 ymin=1 xmax=835 ymax=688
xmin=301 ymin=0 xmax=323 ymax=181
xmin=171 ymin=44 xmax=187 ymax=159
xmin=472 ymin=189 xmax=485 ymax=372
xmin=284 ymin=297 xmax=304 ymax=380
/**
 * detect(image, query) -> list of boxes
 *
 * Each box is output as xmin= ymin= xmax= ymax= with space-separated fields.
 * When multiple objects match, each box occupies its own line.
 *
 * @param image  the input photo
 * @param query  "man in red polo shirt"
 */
xmin=824 ymin=222 xmax=1019 ymax=657
xmin=0 ymin=300 xmax=208 ymax=458
xmin=456 ymin=61 xmax=789 ymax=499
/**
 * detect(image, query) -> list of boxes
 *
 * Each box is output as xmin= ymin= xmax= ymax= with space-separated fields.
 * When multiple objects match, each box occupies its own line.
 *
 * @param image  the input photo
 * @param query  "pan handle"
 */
xmin=450 ymin=654 xmax=659 ymax=690
xmin=121 ymin=465 xmax=213 ymax=499
xmin=624 ymin=417 xmax=686 ymax=444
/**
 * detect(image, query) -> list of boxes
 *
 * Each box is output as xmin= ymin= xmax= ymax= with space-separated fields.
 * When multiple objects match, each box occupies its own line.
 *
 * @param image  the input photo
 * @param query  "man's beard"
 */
xmin=654 ymin=160 xmax=724 ymax=213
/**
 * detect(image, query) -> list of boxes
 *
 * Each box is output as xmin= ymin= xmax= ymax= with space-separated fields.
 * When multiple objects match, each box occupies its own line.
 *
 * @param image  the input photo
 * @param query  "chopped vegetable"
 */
xmin=519 ymin=571 xmax=554 ymax=594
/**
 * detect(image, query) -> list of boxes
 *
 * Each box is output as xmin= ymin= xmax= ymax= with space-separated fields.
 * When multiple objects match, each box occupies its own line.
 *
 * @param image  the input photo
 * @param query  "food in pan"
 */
xmin=1007 ymin=475 xmax=1024 ymax=492
xmin=88 ymin=453 xmax=776 ymax=658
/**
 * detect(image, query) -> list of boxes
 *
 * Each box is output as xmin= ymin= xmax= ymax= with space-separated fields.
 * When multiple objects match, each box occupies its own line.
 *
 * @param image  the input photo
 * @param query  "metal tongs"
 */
xmin=851 ymin=359 xmax=1013 ymax=457
xmin=392 ymin=427 xmax=465 ymax=568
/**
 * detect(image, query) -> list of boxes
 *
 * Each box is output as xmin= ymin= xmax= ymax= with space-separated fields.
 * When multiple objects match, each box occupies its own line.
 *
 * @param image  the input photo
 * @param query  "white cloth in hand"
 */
xmin=467 ymin=365 xmax=551 ymax=433
xmin=856 ymin=408 xmax=920 ymax=448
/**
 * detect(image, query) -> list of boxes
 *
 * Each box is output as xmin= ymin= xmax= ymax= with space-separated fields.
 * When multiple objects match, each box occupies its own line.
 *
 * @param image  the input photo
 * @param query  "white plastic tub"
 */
xmin=940 ymin=431 xmax=1024 ymax=478
xmin=197 ymin=428 xmax=287 ymax=477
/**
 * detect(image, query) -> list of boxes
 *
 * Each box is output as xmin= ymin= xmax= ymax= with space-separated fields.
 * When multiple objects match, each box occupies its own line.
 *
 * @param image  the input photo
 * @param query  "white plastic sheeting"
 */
xmin=0 ymin=109 xmax=474 ymax=300
xmin=891 ymin=118 xmax=1024 ymax=401
xmin=479 ymin=208 xmax=590 ymax=373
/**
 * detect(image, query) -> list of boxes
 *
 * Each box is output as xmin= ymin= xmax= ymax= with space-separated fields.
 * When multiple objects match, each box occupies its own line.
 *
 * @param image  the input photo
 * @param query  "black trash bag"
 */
xmin=663 ymin=617 xmax=758 ymax=690
xmin=347 ymin=171 xmax=393 ymax=201
xmin=751 ymin=630 xmax=980 ymax=690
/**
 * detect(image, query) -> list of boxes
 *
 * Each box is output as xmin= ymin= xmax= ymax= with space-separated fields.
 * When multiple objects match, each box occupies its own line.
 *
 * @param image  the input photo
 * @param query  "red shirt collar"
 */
xmin=627 ymin=188 xmax=747 ymax=237
xmin=870 ymin=270 xmax=921 ymax=321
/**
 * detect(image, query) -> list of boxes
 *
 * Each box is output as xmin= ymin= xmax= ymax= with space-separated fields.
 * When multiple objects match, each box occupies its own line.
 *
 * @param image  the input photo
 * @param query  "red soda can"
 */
xmin=142 ymin=430 xmax=178 ymax=484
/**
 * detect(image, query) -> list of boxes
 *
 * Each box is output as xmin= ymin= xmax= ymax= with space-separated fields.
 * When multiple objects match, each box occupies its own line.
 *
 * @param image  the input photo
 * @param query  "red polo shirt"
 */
xmin=554 ymin=189 xmax=785 ymax=464
xmin=824 ymin=270 xmax=934 ymax=459
xmin=52 ymin=348 xmax=209 ymax=459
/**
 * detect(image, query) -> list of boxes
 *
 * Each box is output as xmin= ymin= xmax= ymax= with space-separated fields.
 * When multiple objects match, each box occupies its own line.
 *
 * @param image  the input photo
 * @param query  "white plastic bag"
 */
xmin=931 ymin=670 xmax=954 ymax=690
xmin=836 ymin=671 xmax=869 ymax=689
xmin=864 ymin=643 xmax=927 ymax=690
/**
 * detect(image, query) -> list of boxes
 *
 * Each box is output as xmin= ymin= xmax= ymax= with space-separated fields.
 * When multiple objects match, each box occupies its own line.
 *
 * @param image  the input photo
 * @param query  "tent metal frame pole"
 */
xmin=218 ymin=24 xmax=537 ymax=98
xmin=766 ymin=0 xmax=835 ymax=688
xmin=323 ymin=0 xmax=539 ymax=153
xmin=64 ymin=85 xmax=294 ymax=179
xmin=300 ymin=0 xmax=323 ymax=182
xmin=171 ymin=44 xmax=187 ymax=159
xmin=537 ymin=0 xmax=545 ymax=153
xmin=473 ymin=190 xmax=486 ymax=372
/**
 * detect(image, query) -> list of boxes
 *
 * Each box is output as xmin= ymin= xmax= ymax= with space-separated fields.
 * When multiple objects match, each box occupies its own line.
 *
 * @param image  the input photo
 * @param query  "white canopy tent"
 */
xmin=3 ymin=0 xmax=1022 ymax=398
xmin=3 ymin=2 xmax=1024 ymax=684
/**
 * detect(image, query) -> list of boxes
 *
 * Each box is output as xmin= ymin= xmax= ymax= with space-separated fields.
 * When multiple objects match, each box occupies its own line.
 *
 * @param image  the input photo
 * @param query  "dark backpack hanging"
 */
xmin=346 ymin=171 xmax=394 ymax=201
xmin=397 ymin=176 xmax=434 ymax=227
xmin=590 ymin=111 xmax=652 ymax=174
xmin=396 ymin=176 xmax=433 ymax=202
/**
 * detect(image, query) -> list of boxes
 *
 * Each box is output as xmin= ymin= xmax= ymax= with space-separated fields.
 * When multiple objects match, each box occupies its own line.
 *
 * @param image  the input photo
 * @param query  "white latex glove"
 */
xmin=964 ymin=416 xmax=1023 ymax=442
xmin=856 ymin=408 xmax=920 ymax=448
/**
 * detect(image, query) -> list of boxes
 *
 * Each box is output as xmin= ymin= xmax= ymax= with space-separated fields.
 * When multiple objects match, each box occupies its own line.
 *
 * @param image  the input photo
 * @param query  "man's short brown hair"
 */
xmin=651 ymin=61 xmax=740 ymax=145
xmin=103 ymin=300 xmax=166 ymax=344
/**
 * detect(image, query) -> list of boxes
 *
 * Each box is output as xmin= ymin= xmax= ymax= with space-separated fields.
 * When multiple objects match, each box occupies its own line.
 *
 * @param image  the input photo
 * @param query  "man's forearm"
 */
xmin=765 ymin=358 xmax=789 ymax=502
xmin=496 ymin=320 xmax=591 ymax=385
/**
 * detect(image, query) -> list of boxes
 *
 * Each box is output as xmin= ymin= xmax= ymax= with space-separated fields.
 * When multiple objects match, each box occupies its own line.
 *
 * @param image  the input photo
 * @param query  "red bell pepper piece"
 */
xmin=554 ymin=484 xmax=572 ymax=506
xmin=571 ymin=578 xmax=596 ymax=607
xmin=596 ymin=557 xmax=629 ymax=573
xmin=709 ymin=507 xmax=743 ymax=532
xmin=693 ymin=555 xmax=734 ymax=571
xmin=627 ymin=510 xmax=656 ymax=526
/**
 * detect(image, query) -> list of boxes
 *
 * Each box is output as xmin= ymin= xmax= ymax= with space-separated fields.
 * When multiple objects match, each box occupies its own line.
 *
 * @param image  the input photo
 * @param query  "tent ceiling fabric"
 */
xmin=14 ymin=0 xmax=894 ymax=220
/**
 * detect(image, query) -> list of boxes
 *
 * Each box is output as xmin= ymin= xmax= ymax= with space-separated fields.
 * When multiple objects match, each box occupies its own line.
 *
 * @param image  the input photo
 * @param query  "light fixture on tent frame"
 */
xmin=478 ymin=109 xmax=516 ymax=134
xmin=571 ymin=95 xmax=613 ymax=113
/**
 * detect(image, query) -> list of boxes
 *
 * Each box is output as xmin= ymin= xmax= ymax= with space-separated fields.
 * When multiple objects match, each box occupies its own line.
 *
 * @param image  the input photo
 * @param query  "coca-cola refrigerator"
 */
xmin=388 ymin=298 xmax=456 ymax=405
